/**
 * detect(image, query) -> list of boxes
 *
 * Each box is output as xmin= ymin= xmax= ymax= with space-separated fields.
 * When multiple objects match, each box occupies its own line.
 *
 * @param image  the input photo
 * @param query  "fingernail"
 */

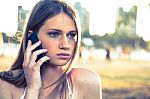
xmin=44 ymin=49 xmax=48 ymax=51
xmin=28 ymin=30 xmax=33 ymax=33
xmin=46 ymin=56 xmax=50 ymax=60
xmin=37 ymin=41 xmax=41 ymax=44
xmin=28 ymin=40 xmax=31 ymax=45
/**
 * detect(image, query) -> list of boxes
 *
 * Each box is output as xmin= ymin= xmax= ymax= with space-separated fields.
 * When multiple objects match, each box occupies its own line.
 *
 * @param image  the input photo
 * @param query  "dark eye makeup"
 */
xmin=47 ymin=31 xmax=61 ymax=38
xmin=47 ymin=30 xmax=77 ymax=40
xmin=67 ymin=31 xmax=77 ymax=40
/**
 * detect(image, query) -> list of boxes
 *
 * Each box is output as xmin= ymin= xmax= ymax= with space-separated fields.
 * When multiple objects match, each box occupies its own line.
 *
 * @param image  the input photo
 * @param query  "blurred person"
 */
xmin=79 ymin=43 xmax=84 ymax=59
xmin=0 ymin=0 xmax=102 ymax=99
xmin=105 ymin=46 xmax=111 ymax=60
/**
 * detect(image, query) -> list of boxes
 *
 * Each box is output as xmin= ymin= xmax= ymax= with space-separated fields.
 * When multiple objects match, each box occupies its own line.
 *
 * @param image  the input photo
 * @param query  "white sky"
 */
xmin=0 ymin=0 xmax=150 ymax=41
xmin=0 ymin=0 xmax=18 ymax=36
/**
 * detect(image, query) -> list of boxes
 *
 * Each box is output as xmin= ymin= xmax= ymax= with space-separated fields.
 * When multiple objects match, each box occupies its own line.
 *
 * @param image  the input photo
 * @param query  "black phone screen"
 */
xmin=27 ymin=32 xmax=45 ymax=62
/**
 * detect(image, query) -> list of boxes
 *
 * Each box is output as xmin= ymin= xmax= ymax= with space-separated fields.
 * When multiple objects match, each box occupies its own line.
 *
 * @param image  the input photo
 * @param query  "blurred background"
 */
xmin=0 ymin=0 xmax=150 ymax=99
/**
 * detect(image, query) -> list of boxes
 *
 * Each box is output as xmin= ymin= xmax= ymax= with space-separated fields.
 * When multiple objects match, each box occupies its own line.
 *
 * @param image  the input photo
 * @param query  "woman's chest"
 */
xmin=11 ymin=87 xmax=25 ymax=99
xmin=37 ymin=87 xmax=83 ymax=99
xmin=38 ymin=91 xmax=83 ymax=99
xmin=14 ymin=86 xmax=84 ymax=99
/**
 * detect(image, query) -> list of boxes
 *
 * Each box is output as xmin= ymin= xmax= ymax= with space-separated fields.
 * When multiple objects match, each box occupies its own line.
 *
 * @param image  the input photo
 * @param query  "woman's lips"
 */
xmin=56 ymin=53 xmax=70 ymax=59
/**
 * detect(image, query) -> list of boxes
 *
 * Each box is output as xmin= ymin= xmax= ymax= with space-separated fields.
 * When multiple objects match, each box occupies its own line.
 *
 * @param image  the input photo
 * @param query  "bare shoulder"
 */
xmin=0 ymin=78 xmax=12 ymax=90
xmin=71 ymin=68 xmax=102 ymax=99
xmin=71 ymin=67 xmax=101 ymax=83
xmin=0 ymin=79 xmax=12 ymax=98
xmin=0 ymin=70 xmax=24 ymax=99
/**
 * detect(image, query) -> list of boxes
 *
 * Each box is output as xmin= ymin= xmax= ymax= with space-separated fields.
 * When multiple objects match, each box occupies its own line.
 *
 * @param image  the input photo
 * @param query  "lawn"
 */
xmin=0 ymin=56 xmax=150 ymax=99
xmin=75 ymin=58 xmax=150 ymax=99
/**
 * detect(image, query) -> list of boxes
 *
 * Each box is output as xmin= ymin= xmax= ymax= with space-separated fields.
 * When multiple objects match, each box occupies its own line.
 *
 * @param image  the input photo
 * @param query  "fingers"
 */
xmin=26 ymin=56 xmax=50 ymax=70
xmin=29 ymin=49 xmax=48 ymax=66
xmin=23 ymin=40 xmax=32 ymax=66
xmin=26 ymin=40 xmax=41 ymax=52
xmin=35 ymin=56 xmax=50 ymax=69
xmin=23 ymin=40 xmax=47 ymax=68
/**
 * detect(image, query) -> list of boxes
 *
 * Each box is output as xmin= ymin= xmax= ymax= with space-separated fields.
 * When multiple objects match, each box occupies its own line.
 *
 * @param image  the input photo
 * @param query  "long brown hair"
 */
xmin=0 ymin=0 xmax=81 ymax=98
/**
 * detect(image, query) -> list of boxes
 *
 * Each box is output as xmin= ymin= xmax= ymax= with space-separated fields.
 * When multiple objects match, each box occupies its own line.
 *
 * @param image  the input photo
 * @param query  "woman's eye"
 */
xmin=67 ymin=32 xmax=76 ymax=39
xmin=48 ymin=32 xmax=60 ymax=38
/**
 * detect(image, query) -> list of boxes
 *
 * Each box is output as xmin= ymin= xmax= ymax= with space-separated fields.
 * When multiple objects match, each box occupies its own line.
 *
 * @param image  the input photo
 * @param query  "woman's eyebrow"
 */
xmin=47 ymin=29 xmax=62 ymax=32
xmin=68 ymin=30 xmax=77 ymax=33
xmin=48 ymin=29 xmax=77 ymax=33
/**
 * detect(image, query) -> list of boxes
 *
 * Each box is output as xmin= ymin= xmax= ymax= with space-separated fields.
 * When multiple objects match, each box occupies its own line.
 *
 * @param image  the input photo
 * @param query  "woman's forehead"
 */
xmin=42 ymin=13 xmax=76 ymax=30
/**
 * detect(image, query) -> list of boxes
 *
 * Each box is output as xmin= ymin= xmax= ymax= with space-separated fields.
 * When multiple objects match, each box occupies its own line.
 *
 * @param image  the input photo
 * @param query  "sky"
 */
xmin=0 ymin=0 xmax=18 ymax=36
xmin=0 ymin=0 xmax=150 ymax=41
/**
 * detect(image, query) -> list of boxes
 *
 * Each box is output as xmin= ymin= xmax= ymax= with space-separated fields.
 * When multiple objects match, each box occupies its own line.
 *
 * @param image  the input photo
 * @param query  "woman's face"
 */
xmin=38 ymin=12 xmax=77 ymax=66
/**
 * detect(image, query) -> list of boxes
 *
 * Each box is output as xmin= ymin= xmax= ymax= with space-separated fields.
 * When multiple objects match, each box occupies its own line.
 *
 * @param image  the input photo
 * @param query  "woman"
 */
xmin=0 ymin=0 xmax=102 ymax=99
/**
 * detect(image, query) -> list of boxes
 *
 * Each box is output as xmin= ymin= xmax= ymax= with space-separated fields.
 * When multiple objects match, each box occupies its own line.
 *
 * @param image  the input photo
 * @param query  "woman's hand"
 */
xmin=23 ymin=40 xmax=49 ymax=90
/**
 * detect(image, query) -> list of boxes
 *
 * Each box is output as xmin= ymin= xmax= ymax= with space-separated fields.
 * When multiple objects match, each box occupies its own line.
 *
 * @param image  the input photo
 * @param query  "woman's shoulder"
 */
xmin=0 ymin=78 xmax=13 ymax=98
xmin=71 ymin=67 xmax=102 ymax=98
xmin=0 ymin=70 xmax=25 ymax=98
xmin=0 ymin=77 xmax=12 ymax=89
xmin=71 ymin=67 xmax=101 ymax=86
xmin=71 ymin=67 xmax=101 ymax=81
xmin=0 ymin=78 xmax=25 ymax=99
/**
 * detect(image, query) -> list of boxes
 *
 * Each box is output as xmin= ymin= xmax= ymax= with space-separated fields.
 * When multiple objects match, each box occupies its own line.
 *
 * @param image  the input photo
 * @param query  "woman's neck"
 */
xmin=40 ymin=65 xmax=66 ymax=89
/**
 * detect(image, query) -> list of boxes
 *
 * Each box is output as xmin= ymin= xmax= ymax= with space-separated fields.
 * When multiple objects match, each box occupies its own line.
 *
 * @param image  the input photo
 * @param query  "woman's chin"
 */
xmin=46 ymin=60 xmax=69 ymax=67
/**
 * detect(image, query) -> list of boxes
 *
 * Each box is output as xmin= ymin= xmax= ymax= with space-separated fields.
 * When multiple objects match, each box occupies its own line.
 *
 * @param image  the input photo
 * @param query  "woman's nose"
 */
xmin=59 ymin=36 xmax=70 ymax=50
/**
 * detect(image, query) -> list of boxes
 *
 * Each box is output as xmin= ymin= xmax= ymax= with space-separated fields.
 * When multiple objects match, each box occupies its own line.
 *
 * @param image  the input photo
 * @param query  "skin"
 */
xmin=0 ymin=12 xmax=102 ymax=99
xmin=38 ymin=12 xmax=77 ymax=67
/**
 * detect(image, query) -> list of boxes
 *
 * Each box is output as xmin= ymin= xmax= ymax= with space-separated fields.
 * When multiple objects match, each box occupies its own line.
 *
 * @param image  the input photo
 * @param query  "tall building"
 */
xmin=74 ymin=2 xmax=89 ymax=36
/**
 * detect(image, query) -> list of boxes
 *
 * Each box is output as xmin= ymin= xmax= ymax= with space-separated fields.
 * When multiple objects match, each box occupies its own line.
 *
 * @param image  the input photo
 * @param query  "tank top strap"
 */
xmin=20 ymin=88 xmax=26 ymax=99
xmin=66 ymin=71 xmax=73 ymax=99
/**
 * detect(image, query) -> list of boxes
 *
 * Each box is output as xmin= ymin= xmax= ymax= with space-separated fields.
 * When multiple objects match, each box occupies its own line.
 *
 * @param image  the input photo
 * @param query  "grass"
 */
xmin=75 ymin=58 xmax=150 ymax=99
xmin=74 ymin=58 xmax=150 ymax=89
xmin=0 ymin=56 xmax=150 ymax=98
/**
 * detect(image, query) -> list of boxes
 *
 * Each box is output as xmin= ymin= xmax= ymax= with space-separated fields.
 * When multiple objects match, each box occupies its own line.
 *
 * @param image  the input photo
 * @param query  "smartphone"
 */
xmin=27 ymin=32 xmax=46 ymax=62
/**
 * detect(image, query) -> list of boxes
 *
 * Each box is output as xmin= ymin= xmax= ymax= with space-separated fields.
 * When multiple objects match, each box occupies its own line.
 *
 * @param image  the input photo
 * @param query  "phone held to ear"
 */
xmin=27 ymin=32 xmax=46 ymax=62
